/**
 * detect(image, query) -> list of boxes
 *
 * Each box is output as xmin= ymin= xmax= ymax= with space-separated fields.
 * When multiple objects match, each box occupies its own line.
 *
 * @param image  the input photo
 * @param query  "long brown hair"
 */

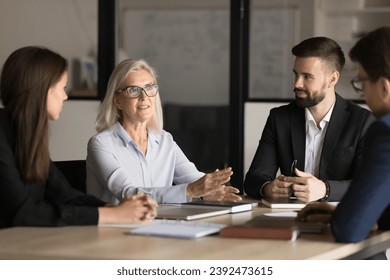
xmin=0 ymin=46 xmax=67 ymax=184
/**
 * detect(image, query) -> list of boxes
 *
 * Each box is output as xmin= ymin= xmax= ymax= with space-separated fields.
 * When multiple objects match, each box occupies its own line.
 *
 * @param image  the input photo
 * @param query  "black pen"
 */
xmin=290 ymin=160 xmax=297 ymax=176
xmin=290 ymin=160 xmax=297 ymax=199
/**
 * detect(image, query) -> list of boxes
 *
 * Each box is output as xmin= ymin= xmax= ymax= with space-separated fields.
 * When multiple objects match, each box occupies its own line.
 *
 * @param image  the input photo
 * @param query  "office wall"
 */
xmin=0 ymin=0 xmax=97 ymax=69
xmin=0 ymin=0 xmax=98 ymax=160
xmin=49 ymin=101 xmax=100 ymax=160
xmin=244 ymin=102 xmax=288 ymax=174
xmin=120 ymin=8 xmax=230 ymax=105
xmin=118 ymin=0 xmax=315 ymax=104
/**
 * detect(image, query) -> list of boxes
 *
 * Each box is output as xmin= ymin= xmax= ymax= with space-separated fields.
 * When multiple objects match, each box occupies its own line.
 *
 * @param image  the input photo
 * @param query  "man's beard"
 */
xmin=294 ymin=88 xmax=326 ymax=108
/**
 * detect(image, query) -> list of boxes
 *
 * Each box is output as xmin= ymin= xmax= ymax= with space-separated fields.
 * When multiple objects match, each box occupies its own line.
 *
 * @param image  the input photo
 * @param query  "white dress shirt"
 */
xmin=86 ymin=122 xmax=204 ymax=204
xmin=304 ymin=103 xmax=335 ymax=177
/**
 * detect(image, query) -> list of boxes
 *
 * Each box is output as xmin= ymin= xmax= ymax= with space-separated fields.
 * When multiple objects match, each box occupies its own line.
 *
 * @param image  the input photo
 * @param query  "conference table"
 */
xmin=0 ymin=201 xmax=389 ymax=260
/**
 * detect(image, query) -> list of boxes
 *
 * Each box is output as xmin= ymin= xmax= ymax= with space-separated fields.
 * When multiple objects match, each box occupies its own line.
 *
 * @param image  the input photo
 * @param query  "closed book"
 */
xmin=130 ymin=220 xmax=226 ymax=239
xmin=156 ymin=205 xmax=230 ymax=220
xmin=219 ymin=215 xmax=300 ymax=241
xmin=183 ymin=200 xmax=253 ymax=213
xmin=261 ymin=198 xmax=307 ymax=209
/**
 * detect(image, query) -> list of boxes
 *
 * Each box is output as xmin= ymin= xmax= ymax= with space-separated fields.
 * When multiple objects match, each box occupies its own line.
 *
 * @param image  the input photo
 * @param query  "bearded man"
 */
xmin=244 ymin=37 xmax=375 ymax=202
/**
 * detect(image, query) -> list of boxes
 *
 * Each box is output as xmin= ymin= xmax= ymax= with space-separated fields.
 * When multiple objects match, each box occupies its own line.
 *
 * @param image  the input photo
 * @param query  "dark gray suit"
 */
xmin=244 ymin=94 xmax=375 ymax=201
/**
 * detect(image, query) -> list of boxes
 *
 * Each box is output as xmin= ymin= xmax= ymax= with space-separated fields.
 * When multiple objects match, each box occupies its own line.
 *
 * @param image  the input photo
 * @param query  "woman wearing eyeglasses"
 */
xmin=86 ymin=59 xmax=241 ymax=204
xmin=0 ymin=47 xmax=157 ymax=228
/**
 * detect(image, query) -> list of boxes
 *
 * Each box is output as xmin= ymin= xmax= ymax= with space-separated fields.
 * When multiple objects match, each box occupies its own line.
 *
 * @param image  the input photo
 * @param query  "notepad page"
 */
xmin=130 ymin=220 xmax=226 ymax=239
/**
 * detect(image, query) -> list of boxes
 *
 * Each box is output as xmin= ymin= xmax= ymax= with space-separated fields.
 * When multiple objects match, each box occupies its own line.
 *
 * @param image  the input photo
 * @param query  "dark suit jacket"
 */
xmin=244 ymin=94 xmax=375 ymax=201
xmin=0 ymin=109 xmax=105 ymax=228
xmin=331 ymin=115 xmax=390 ymax=242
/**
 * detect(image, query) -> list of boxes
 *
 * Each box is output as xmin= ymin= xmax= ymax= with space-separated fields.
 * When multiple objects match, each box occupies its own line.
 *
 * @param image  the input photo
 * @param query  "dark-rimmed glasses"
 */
xmin=350 ymin=76 xmax=370 ymax=93
xmin=116 ymin=84 xmax=159 ymax=99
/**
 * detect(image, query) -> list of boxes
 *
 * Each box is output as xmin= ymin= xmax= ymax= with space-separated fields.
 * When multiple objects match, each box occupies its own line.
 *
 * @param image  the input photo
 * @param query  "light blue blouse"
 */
xmin=86 ymin=122 xmax=204 ymax=204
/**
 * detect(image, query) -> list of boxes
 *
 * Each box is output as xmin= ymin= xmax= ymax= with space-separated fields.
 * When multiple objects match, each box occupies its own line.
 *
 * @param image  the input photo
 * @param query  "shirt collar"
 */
xmin=305 ymin=102 xmax=335 ymax=129
xmin=113 ymin=122 xmax=160 ymax=146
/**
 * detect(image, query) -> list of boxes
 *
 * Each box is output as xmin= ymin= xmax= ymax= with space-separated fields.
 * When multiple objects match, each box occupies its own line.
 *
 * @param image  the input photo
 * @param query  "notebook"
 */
xmin=261 ymin=198 xmax=307 ymax=209
xmin=183 ymin=200 xmax=253 ymax=213
xmin=130 ymin=219 xmax=226 ymax=239
xmin=156 ymin=205 xmax=230 ymax=220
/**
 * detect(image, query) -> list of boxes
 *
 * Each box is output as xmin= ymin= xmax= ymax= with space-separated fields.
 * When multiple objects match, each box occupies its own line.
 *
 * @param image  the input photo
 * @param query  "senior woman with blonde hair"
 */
xmin=86 ymin=59 xmax=241 ymax=204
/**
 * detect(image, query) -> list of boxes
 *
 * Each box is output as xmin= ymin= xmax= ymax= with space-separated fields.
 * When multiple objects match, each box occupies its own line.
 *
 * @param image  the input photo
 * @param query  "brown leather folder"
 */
xmin=219 ymin=215 xmax=325 ymax=241
xmin=220 ymin=225 xmax=296 ymax=240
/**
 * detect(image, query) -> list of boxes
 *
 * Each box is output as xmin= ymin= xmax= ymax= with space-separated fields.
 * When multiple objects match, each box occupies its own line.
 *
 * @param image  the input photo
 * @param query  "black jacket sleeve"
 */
xmin=0 ymin=110 xmax=105 ymax=228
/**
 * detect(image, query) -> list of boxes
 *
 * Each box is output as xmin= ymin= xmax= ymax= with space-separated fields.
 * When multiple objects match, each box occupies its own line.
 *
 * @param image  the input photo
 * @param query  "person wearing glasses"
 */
xmin=86 ymin=59 xmax=241 ymax=204
xmin=297 ymin=27 xmax=390 ymax=251
xmin=0 ymin=47 xmax=157 ymax=228
xmin=244 ymin=37 xmax=375 ymax=203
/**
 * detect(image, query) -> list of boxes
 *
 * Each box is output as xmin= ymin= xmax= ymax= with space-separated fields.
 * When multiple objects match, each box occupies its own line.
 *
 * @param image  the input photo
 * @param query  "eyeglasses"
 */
xmin=350 ymin=76 xmax=370 ymax=93
xmin=116 ymin=84 xmax=159 ymax=98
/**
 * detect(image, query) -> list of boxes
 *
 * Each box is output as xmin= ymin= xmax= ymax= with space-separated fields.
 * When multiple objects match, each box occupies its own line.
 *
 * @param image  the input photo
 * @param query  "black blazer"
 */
xmin=0 ymin=110 xmax=105 ymax=228
xmin=244 ymin=94 xmax=375 ymax=201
